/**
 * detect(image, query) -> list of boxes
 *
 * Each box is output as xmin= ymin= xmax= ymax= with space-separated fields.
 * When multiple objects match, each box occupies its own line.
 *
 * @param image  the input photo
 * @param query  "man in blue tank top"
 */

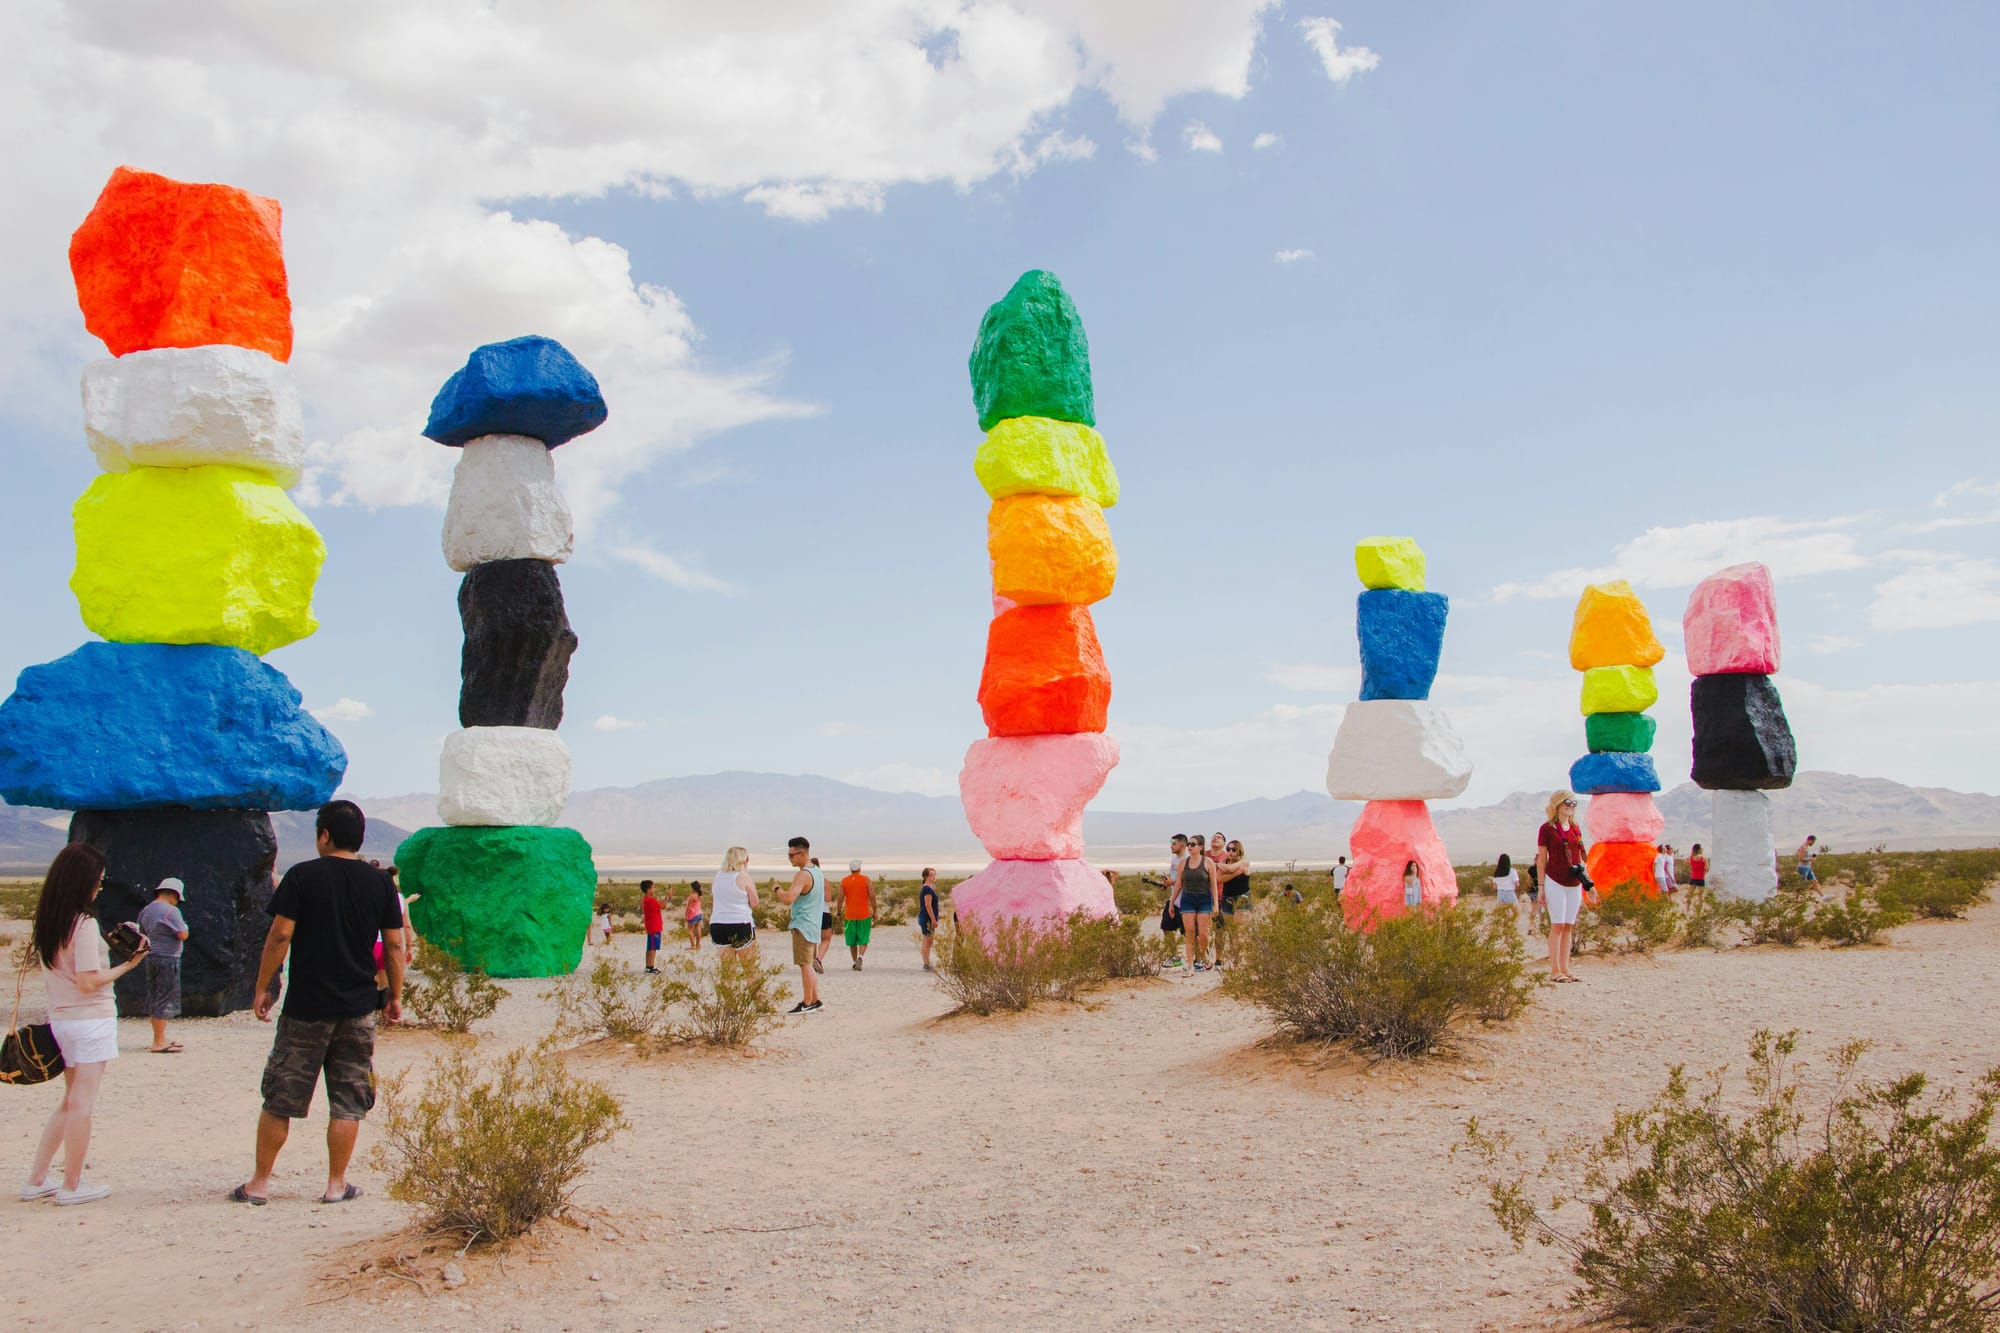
xmin=776 ymin=835 xmax=824 ymax=1014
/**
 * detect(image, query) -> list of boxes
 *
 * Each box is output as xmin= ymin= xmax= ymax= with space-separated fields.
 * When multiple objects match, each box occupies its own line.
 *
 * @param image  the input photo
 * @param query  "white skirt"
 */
xmin=50 ymin=1017 xmax=119 ymax=1066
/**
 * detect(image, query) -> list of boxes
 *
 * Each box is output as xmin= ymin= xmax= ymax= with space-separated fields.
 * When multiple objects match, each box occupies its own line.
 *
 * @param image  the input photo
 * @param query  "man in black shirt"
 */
xmin=230 ymin=801 xmax=406 ymax=1206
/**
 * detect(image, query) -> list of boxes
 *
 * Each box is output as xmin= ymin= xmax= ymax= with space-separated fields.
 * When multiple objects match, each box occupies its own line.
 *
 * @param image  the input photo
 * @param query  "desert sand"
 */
xmin=5 ymin=902 xmax=2000 ymax=1332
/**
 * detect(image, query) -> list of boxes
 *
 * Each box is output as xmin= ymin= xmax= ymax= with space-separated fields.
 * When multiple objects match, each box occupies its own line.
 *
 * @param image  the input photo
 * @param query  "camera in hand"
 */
xmin=102 ymin=920 xmax=146 ymax=961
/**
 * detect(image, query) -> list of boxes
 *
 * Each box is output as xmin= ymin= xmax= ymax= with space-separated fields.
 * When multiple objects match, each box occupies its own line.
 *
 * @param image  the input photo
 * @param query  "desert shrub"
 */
xmin=1465 ymin=1030 xmax=2000 ymax=1331
xmin=1808 ymin=883 xmax=1912 ymax=947
xmin=1725 ymin=890 xmax=1816 ymax=947
xmin=665 ymin=951 xmax=785 ymax=1047
xmin=1678 ymin=893 xmax=1723 ymax=949
xmin=1883 ymin=868 xmax=1991 ymax=921
xmin=1067 ymin=910 xmax=1166 ymax=981
xmin=399 ymin=942 xmax=504 ymax=1035
xmin=373 ymin=1043 xmax=625 ymax=1243
xmin=1223 ymin=900 xmax=1533 ymax=1059
xmin=544 ymin=959 xmax=679 ymax=1046
xmin=1572 ymin=889 xmax=1681 ymax=956
xmin=933 ymin=915 xmax=1062 ymax=1014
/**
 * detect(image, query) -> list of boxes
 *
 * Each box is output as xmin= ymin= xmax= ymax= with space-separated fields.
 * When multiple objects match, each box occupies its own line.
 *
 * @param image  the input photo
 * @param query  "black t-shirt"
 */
xmin=268 ymin=856 xmax=404 ymax=1021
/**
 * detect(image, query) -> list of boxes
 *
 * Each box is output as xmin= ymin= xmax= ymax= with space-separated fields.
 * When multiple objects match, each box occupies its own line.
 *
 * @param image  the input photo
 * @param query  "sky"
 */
xmin=1 ymin=1 xmax=1996 ymax=814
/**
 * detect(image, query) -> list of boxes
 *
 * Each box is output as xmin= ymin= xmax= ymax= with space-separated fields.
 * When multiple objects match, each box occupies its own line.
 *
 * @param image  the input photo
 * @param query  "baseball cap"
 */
xmin=156 ymin=876 xmax=187 ymax=899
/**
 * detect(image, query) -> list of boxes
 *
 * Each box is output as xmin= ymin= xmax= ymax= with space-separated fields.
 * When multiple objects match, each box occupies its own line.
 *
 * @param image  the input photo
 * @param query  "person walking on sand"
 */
xmin=810 ymin=857 xmax=835 ymax=975
xmin=918 ymin=868 xmax=941 ymax=972
xmin=1535 ymin=791 xmax=1595 ymax=983
xmin=1178 ymin=836 xmax=1218 ymax=973
xmin=709 ymin=849 xmax=760 ymax=956
xmin=1686 ymin=844 xmax=1709 ymax=914
xmin=1492 ymin=853 xmax=1522 ymax=929
xmin=1330 ymin=856 xmax=1350 ymax=897
xmin=776 ymin=837 xmax=825 ymax=1014
xmin=1654 ymin=845 xmax=1678 ymax=898
xmin=640 ymin=881 xmax=665 ymax=973
xmin=232 ymin=800 xmax=406 ymax=1206
xmin=684 ymin=882 xmax=705 ymax=951
xmin=593 ymin=904 xmax=613 ymax=947
xmin=21 ymin=844 xmax=151 ymax=1206
xmin=138 ymin=876 xmax=189 ymax=1053
xmin=840 ymin=859 xmax=874 ymax=970
xmin=1796 ymin=835 xmax=1819 ymax=889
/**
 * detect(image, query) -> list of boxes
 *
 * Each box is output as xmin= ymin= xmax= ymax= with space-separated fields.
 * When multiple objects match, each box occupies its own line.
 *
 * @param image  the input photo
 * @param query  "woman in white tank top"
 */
xmin=708 ymin=846 xmax=760 ymax=952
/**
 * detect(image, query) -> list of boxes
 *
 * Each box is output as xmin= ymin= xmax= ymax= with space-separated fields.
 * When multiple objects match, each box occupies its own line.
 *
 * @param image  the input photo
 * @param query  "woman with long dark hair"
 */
xmin=22 ymin=843 xmax=149 ymax=1205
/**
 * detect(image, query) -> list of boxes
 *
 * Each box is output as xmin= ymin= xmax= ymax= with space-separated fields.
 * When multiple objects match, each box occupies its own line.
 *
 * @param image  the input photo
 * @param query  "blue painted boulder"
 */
xmin=0 ymin=642 xmax=346 ymax=810
xmin=423 ymin=335 xmax=607 ymax=448
xmin=1569 ymin=751 xmax=1662 ymax=795
xmin=1357 ymin=590 xmax=1448 ymax=701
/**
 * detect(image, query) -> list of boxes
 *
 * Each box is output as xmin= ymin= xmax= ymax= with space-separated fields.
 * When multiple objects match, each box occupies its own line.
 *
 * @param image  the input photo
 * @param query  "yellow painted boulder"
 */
xmin=974 ymin=416 xmax=1119 ymax=507
xmin=72 ymin=465 xmax=323 ymax=654
xmin=1569 ymin=580 xmax=1664 ymax=670
xmin=988 ymin=494 xmax=1117 ymax=606
xmin=1355 ymin=536 xmax=1425 ymax=591
xmin=1580 ymin=665 xmax=1658 ymax=716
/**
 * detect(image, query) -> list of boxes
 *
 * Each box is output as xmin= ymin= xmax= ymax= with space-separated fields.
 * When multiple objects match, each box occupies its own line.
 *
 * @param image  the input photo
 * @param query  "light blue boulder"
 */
xmin=1357 ymin=590 xmax=1448 ymax=701
xmin=0 ymin=643 xmax=347 ymax=811
xmin=1569 ymin=751 xmax=1661 ymax=795
xmin=423 ymin=335 xmax=607 ymax=448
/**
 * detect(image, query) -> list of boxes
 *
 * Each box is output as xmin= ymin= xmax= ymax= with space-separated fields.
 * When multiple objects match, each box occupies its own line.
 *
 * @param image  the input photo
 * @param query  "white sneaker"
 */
xmin=55 ymin=1182 xmax=110 ymax=1206
xmin=19 ymin=1180 xmax=56 ymax=1201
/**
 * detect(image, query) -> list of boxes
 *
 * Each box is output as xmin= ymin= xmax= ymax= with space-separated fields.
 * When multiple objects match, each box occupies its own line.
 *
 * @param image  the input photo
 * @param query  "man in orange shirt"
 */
xmin=840 ymin=859 xmax=873 ymax=971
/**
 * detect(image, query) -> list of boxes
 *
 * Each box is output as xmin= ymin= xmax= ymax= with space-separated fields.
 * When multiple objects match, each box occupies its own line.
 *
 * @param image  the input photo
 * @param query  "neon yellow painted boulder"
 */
xmin=1355 ymin=536 xmax=1426 ymax=591
xmin=974 ymin=416 xmax=1119 ymax=507
xmin=1580 ymin=665 xmax=1658 ymax=716
xmin=72 ymin=465 xmax=323 ymax=654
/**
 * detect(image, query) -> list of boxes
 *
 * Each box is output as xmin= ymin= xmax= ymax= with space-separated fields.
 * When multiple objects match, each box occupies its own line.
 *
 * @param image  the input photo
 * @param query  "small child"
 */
xmin=595 ymin=904 xmax=613 ymax=946
xmin=684 ymin=882 xmax=705 ymax=952
xmin=640 ymin=881 xmax=665 ymax=972
xmin=1403 ymin=860 xmax=1423 ymax=910
xmin=1282 ymin=882 xmax=1303 ymax=906
xmin=137 ymin=876 xmax=190 ymax=1053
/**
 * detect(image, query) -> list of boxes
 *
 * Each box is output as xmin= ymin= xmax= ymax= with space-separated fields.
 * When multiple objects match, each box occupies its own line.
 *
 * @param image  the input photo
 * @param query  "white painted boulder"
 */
xmin=438 ymin=726 xmax=571 ymax=827
xmin=1710 ymin=789 xmax=1777 ymax=901
xmin=442 ymin=434 xmax=574 ymax=571
xmin=959 ymin=732 xmax=1118 ymax=860
xmin=1324 ymin=700 xmax=1472 ymax=801
xmin=82 ymin=346 xmax=304 ymax=487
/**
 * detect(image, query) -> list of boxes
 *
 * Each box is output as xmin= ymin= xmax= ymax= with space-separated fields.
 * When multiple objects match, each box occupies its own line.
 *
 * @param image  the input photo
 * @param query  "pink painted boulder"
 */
xmin=951 ymin=858 xmax=1116 ymax=927
xmin=1683 ymin=562 xmax=1780 ymax=675
xmin=1341 ymin=799 xmax=1457 ymax=930
xmin=959 ymin=733 xmax=1118 ymax=860
xmin=1586 ymin=791 xmax=1665 ymax=844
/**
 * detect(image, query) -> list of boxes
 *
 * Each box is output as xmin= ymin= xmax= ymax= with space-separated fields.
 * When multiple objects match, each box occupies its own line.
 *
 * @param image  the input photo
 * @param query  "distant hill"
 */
xmin=0 ymin=807 xmax=412 ymax=876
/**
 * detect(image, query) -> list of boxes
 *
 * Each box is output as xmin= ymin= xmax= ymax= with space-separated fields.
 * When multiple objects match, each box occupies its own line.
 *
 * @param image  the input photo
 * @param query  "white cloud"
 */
xmin=1933 ymin=478 xmax=2000 ymax=507
xmin=613 ymin=542 xmax=738 ymax=594
xmin=1252 ymin=131 xmax=1281 ymax=150
xmin=1781 ymin=677 xmax=2000 ymax=795
xmin=1298 ymin=17 xmax=1381 ymax=85
xmin=593 ymin=715 xmax=644 ymax=732
xmin=1184 ymin=121 xmax=1223 ymax=153
xmin=1867 ymin=555 xmax=2000 ymax=631
xmin=740 ymin=182 xmax=886 ymax=223
xmin=842 ymin=763 xmax=955 ymax=797
xmin=1274 ymin=248 xmax=1315 ymax=263
xmin=308 ymin=698 xmax=374 ymax=723
xmin=1491 ymin=516 xmax=1869 ymax=602
xmin=818 ymin=721 xmax=869 ymax=738
xmin=1102 ymin=703 xmax=1344 ymax=810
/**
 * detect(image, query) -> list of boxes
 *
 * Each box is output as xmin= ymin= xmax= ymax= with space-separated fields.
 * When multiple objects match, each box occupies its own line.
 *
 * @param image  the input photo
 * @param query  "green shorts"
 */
xmin=844 ymin=917 xmax=873 ymax=946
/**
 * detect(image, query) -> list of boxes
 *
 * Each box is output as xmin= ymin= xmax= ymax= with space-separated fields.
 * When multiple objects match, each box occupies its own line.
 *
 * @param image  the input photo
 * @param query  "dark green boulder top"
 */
xmin=1585 ymin=711 xmax=1658 ymax=754
xmin=970 ymin=269 xmax=1095 ymax=433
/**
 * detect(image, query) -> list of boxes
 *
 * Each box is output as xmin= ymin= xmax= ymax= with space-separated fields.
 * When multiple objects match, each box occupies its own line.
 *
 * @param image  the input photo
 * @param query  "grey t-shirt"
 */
xmin=137 ymin=901 xmax=188 ymax=958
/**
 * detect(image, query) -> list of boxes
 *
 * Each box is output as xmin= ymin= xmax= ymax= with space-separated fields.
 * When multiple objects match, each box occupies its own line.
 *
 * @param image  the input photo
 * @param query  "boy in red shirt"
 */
xmin=640 ymin=881 xmax=665 ymax=973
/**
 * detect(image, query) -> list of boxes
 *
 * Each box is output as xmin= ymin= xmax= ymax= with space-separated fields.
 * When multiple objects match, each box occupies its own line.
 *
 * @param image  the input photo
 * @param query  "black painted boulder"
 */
xmin=459 ymin=558 xmax=577 ymax=729
xmin=73 ymin=808 xmax=277 ymax=1018
xmin=1690 ymin=674 xmax=1798 ymax=791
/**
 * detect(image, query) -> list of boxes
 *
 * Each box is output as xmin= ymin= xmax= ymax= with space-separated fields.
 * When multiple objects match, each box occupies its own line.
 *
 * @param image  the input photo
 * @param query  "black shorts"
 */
xmin=709 ymin=921 xmax=755 ymax=949
xmin=820 ymin=912 xmax=833 ymax=931
xmin=919 ymin=920 xmax=936 ymax=936
xmin=1691 ymin=878 xmax=1707 ymax=887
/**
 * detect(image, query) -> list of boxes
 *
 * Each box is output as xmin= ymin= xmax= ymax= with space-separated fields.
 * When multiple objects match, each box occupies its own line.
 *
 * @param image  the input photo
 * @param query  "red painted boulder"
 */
xmin=1587 ymin=841 xmax=1660 ymax=897
xmin=69 ymin=167 xmax=292 ymax=361
xmin=950 ymin=858 xmax=1116 ymax=928
xmin=959 ymin=732 xmax=1118 ymax=860
xmin=1341 ymin=799 xmax=1457 ymax=930
xmin=977 ymin=604 xmax=1110 ymax=736
xmin=1585 ymin=792 xmax=1665 ymax=845
xmin=1683 ymin=562 xmax=1780 ymax=675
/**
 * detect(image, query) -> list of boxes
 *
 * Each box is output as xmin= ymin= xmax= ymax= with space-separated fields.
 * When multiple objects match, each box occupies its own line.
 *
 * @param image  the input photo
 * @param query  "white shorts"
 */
xmin=50 ymin=1018 xmax=120 ymax=1066
xmin=1544 ymin=883 xmax=1584 ymax=926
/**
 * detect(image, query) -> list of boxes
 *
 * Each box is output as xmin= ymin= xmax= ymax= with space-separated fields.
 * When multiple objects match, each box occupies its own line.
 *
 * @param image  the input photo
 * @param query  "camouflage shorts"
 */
xmin=260 ymin=1013 xmax=377 ymax=1121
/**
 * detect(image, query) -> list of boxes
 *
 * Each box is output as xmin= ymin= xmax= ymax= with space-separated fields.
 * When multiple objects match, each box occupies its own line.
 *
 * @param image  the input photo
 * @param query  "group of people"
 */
xmin=1157 ymin=832 xmax=1251 ymax=971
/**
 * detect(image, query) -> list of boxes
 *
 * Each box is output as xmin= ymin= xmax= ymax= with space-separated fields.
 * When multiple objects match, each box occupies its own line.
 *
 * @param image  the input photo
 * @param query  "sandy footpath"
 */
xmin=4 ymin=902 xmax=2000 ymax=1332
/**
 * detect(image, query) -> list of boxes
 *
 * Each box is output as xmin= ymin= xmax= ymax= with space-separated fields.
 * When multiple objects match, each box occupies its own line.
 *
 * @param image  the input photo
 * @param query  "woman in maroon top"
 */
xmin=1533 ymin=789 xmax=1594 ymax=982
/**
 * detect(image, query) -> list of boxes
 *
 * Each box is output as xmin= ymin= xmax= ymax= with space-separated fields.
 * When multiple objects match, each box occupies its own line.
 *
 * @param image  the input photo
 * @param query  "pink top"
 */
xmin=43 ymin=917 xmax=116 ymax=1022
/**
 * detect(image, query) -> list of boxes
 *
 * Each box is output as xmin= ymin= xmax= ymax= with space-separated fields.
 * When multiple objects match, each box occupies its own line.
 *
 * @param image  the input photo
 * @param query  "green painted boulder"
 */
xmin=396 ymin=825 xmax=596 ymax=978
xmin=970 ymin=270 xmax=1094 ymax=432
xmin=1586 ymin=711 xmax=1657 ymax=753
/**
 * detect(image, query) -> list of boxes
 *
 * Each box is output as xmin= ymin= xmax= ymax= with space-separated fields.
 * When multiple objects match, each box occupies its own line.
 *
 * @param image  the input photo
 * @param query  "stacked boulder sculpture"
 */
xmin=1325 ymin=538 xmax=1470 ymax=926
xmin=954 ymin=272 xmax=1121 ymax=925
xmin=1684 ymin=563 xmax=1795 ymax=900
xmin=0 ymin=167 xmax=346 ymax=1015
xmin=1567 ymin=581 xmax=1667 ymax=895
xmin=393 ymin=338 xmax=602 ymax=977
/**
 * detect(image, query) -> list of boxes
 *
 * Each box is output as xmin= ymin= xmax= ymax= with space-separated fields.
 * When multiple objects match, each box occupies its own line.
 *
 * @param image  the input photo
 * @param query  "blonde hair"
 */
xmin=1546 ymin=790 xmax=1577 ymax=823
xmin=721 ymin=846 xmax=749 ymax=873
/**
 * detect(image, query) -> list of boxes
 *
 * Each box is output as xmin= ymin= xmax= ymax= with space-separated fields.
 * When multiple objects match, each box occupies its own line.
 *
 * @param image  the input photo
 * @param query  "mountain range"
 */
xmin=4 ymin=770 xmax=1992 ymax=877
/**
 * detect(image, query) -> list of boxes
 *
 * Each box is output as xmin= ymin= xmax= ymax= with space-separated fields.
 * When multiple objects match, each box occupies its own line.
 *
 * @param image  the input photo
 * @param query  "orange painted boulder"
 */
xmin=1586 ymin=841 xmax=1660 ymax=897
xmin=987 ymin=494 xmax=1116 ymax=606
xmin=977 ymin=604 xmax=1109 ymax=736
xmin=1569 ymin=580 xmax=1664 ymax=671
xmin=69 ymin=167 xmax=292 ymax=361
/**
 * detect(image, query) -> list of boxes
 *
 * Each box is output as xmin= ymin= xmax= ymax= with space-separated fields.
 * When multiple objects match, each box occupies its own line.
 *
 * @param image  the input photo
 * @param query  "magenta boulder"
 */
xmin=1683 ymin=562 xmax=1780 ymax=675
xmin=1586 ymin=791 xmax=1665 ymax=844
xmin=951 ymin=857 xmax=1116 ymax=927
xmin=960 ymin=733 xmax=1119 ymax=860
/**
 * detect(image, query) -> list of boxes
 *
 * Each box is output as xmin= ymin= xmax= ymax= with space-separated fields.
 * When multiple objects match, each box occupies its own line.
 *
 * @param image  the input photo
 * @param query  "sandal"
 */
xmin=228 ymin=1184 xmax=268 ymax=1206
xmin=320 ymin=1184 xmax=362 ymax=1204
xmin=149 ymin=1042 xmax=183 ymax=1054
